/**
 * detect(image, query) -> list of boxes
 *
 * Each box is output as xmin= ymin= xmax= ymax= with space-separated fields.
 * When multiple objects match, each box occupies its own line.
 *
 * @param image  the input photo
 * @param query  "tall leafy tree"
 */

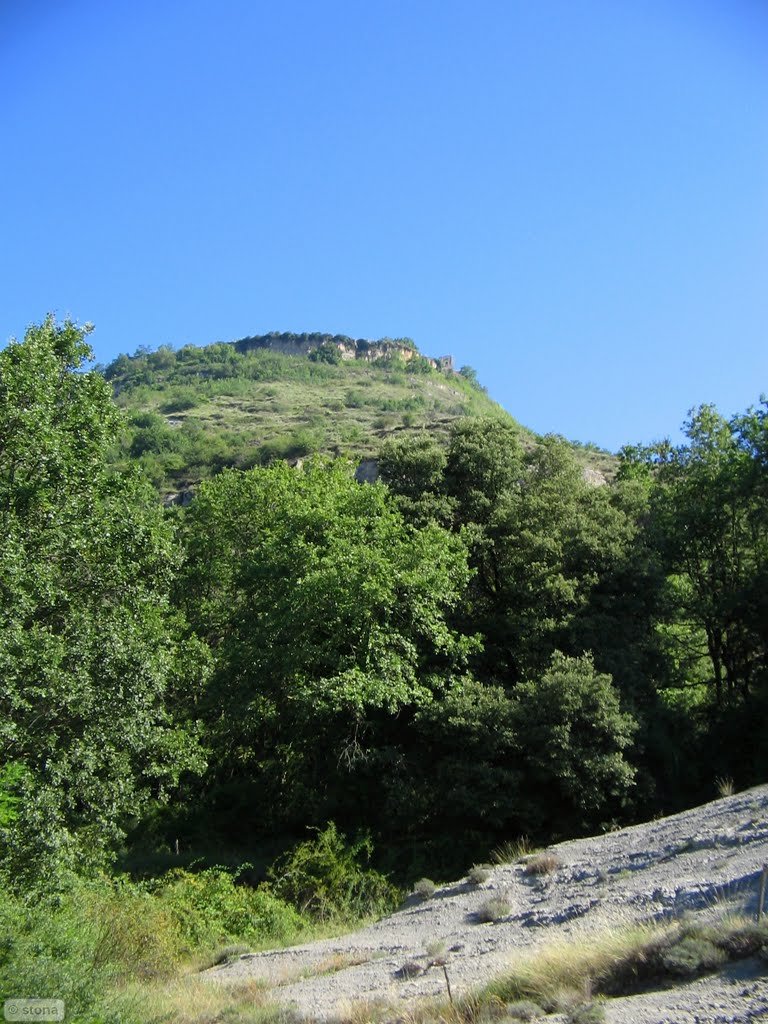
xmin=509 ymin=652 xmax=637 ymax=836
xmin=0 ymin=317 xmax=207 ymax=885
xmin=619 ymin=403 xmax=768 ymax=790
xmin=179 ymin=459 xmax=475 ymax=835
xmin=623 ymin=404 xmax=768 ymax=707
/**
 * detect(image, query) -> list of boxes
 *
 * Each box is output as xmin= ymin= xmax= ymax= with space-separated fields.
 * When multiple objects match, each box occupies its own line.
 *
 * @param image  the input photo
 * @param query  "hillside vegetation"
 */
xmin=1 ymin=317 xmax=766 ymax=1024
xmin=103 ymin=332 xmax=519 ymax=496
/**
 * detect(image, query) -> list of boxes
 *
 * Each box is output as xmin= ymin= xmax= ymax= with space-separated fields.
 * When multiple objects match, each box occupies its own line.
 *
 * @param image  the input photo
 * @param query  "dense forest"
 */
xmin=1 ymin=318 xmax=766 ymax=1021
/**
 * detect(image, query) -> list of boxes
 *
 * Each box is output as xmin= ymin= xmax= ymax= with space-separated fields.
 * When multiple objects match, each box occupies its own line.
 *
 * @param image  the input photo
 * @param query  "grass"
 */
xmin=414 ymin=878 xmax=437 ymax=899
xmin=523 ymin=853 xmax=561 ymax=876
xmin=491 ymin=837 xmax=535 ymax=864
xmin=332 ymin=913 xmax=768 ymax=1024
xmin=0 ymin=857 xmax=392 ymax=1024
xmin=475 ymin=897 xmax=511 ymax=923
xmin=109 ymin=345 xmax=522 ymax=496
xmin=115 ymin=976 xmax=290 ymax=1024
xmin=716 ymin=776 xmax=736 ymax=798
xmin=483 ymin=914 xmax=768 ymax=1013
xmin=136 ymin=911 xmax=760 ymax=1024
xmin=467 ymin=864 xmax=493 ymax=885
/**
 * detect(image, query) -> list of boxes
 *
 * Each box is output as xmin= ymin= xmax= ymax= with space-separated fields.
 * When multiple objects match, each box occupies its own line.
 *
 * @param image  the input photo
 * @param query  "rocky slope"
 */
xmin=205 ymin=786 xmax=768 ymax=1021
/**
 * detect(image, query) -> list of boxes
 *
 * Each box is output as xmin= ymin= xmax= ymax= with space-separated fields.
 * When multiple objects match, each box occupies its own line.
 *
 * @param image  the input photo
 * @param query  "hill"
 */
xmin=103 ymin=332 xmax=519 ymax=498
xmin=103 ymin=331 xmax=615 ymax=498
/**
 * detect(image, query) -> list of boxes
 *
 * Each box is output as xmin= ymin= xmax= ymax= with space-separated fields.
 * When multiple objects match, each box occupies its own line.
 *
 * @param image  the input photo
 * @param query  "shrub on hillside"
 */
xmin=266 ymin=822 xmax=399 ymax=922
xmin=153 ymin=866 xmax=304 ymax=948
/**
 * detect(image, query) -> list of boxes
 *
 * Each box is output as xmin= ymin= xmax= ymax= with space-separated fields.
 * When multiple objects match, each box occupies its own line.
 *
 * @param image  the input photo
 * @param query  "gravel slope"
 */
xmin=204 ymin=786 xmax=768 ymax=1021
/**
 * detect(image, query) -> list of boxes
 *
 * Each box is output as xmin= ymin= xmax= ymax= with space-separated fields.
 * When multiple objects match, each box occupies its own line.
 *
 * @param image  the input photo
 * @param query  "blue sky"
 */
xmin=2 ymin=0 xmax=766 ymax=451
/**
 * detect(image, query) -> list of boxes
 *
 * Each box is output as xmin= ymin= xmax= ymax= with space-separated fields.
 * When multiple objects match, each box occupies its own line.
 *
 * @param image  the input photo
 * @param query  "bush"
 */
xmin=524 ymin=853 xmax=561 ymax=876
xmin=566 ymin=1002 xmax=606 ymax=1024
xmin=267 ymin=822 xmax=399 ymax=922
xmin=505 ymin=1001 xmax=544 ymax=1021
xmin=154 ymin=867 xmax=304 ymax=948
xmin=468 ymin=864 xmax=493 ymax=885
xmin=476 ymin=896 xmax=511 ymax=923
xmin=0 ymin=878 xmax=177 ymax=1022
xmin=159 ymin=390 xmax=201 ymax=413
xmin=309 ymin=343 xmax=342 ymax=365
xmin=714 ymin=920 xmax=768 ymax=958
xmin=660 ymin=935 xmax=727 ymax=977
xmin=414 ymin=878 xmax=437 ymax=899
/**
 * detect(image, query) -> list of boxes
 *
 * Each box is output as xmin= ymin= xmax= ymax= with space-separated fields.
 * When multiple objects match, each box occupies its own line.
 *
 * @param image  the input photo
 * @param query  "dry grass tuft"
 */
xmin=116 ymin=975 xmax=285 ymax=1024
xmin=414 ymin=878 xmax=437 ymax=899
xmin=523 ymin=853 xmax=561 ymax=877
xmin=467 ymin=864 xmax=493 ymax=885
xmin=475 ymin=896 xmax=511 ymax=924
xmin=716 ymin=776 xmax=736 ymax=798
xmin=484 ymin=921 xmax=672 ymax=1010
xmin=492 ymin=837 xmax=534 ymax=864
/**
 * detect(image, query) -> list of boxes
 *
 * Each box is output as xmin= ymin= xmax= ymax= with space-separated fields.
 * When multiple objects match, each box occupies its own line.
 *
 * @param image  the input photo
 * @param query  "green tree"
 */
xmin=623 ymin=404 xmax=768 ymax=708
xmin=0 ymin=317 xmax=207 ymax=886
xmin=510 ymin=652 xmax=637 ymax=835
xmin=378 ymin=434 xmax=453 ymax=526
xmin=179 ymin=458 xmax=475 ymax=837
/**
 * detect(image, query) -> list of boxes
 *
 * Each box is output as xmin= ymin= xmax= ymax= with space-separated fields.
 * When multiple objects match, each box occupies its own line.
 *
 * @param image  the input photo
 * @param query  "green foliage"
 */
xmin=510 ymin=652 xmax=637 ymax=834
xmin=620 ymin=401 xmax=768 ymax=787
xmin=180 ymin=458 xmax=474 ymax=838
xmin=0 ymin=868 xmax=312 ymax=1023
xmin=621 ymin=403 xmax=768 ymax=709
xmin=153 ymin=867 xmax=304 ymax=947
xmin=379 ymin=434 xmax=454 ymax=526
xmin=659 ymin=934 xmax=726 ymax=977
xmin=475 ymin=896 xmax=510 ymax=923
xmin=266 ymin=823 xmax=399 ymax=921
xmin=309 ymin=342 xmax=342 ymax=364
xmin=0 ymin=317 xmax=209 ymax=886
xmin=0 ymin=762 xmax=25 ymax=827
xmin=0 ymin=884 xmax=115 ymax=1021
xmin=103 ymin=335 xmax=514 ymax=496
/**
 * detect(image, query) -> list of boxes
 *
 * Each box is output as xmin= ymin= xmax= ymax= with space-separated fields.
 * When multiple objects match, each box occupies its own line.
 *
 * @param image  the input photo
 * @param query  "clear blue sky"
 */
xmin=2 ymin=0 xmax=766 ymax=451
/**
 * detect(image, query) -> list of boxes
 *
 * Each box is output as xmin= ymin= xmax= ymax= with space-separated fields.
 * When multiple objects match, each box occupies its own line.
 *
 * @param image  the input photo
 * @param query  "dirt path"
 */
xmin=204 ymin=786 xmax=768 ymax=1021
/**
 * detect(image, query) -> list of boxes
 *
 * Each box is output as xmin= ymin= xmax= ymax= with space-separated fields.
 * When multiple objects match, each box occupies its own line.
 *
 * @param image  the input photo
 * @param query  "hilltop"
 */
xmin=103 ymin=331 xmax=518 ymax=498
xmin=102 ymin=331 xmax=615 ymax=498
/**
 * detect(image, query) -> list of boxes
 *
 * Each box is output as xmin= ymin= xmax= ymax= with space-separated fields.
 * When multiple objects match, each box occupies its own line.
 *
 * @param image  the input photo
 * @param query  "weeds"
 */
xmin=566 ymin=1001 xmax=606 ymax=1024
xmin=475 ymin=896 xmax=511 ymax=923
xmin=467 ymin=864 xmax=493 ymax=885
xmin=483 ymin=914 xmax=768 ymax=1013
xmin=492 ymin=837 xmax=534 ymax=864
xmin=523 ymin=853 xmax=561 ymax=876
xmin=716 ymin=776 xmax=736 ymax=798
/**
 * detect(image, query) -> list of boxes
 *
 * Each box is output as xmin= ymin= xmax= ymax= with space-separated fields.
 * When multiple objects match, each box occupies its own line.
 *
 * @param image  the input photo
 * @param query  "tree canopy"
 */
xmin=0 ymin=318 xmax=207 ymax=884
